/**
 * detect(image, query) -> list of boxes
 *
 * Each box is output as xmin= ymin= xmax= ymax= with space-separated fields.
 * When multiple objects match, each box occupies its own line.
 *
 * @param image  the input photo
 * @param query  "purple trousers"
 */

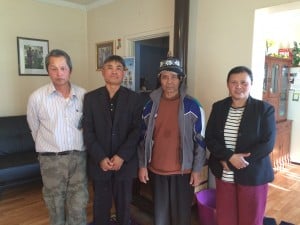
xmin=215 ymin=178 xmax=268 ymax=225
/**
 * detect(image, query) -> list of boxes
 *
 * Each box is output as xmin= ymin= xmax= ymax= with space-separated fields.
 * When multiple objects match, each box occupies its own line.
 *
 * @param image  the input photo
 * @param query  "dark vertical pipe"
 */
xmin=173 ymin=0 xmax=189 ymax=75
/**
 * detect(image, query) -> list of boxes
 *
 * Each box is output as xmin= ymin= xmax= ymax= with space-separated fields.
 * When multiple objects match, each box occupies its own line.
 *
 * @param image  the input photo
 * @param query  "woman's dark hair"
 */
xmin=45 ymin=49 xmax=72 ymax=72
xmin=227 ymin=66 xmax=253 ymax=83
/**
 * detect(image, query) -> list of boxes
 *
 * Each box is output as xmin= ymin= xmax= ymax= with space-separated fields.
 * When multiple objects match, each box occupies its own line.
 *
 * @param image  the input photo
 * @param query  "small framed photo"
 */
xmin=17 ymin=37 xmax=49 ymax=76
xmin=123 ymin=57 xmax=135 ymax=91
xmin=96 ymin=41 xmax=114 ymax=70
xmin=292 ymin=92 xmax=299 ymax=101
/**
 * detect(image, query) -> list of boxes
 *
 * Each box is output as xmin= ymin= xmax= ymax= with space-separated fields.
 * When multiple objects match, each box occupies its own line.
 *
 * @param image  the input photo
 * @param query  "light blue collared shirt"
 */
xmin=27 ymin=82 xmax=86 ymax=153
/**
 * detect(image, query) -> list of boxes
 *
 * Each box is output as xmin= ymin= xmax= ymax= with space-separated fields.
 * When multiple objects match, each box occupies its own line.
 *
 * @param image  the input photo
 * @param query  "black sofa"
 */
xmin=0 ymin=115 xmax=41 ymax=192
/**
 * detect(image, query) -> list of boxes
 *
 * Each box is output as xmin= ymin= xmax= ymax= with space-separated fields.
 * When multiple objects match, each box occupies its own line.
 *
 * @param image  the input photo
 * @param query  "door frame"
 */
xmin=125 ymin=27 xmax=173 ymax=57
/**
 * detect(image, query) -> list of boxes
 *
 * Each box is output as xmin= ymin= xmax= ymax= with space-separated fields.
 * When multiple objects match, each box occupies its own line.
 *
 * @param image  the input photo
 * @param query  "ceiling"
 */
xmin=60 ymin=0 xmax=105 ymax=6
xmin=37 ymin=0 xmax=114 ymax=10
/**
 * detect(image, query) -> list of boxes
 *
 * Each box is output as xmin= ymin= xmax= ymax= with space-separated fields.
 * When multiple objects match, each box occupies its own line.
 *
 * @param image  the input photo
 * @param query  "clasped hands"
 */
xmin=221 ymin=152 xmax=250 ymax=171
xmin=99 ymin=155 xmax=124 ymax=171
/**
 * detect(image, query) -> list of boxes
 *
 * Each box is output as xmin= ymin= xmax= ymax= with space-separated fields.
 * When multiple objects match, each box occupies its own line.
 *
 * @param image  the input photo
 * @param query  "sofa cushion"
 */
xmin=0 ymin=163 xmax=41 ymax=188
xmin=0 ymin=115 xmax=35 ymax=156
xmin=0 ymin=152 xmax=38 ymax=169
xmin=0 ymin=115 xmax=41 ymax=191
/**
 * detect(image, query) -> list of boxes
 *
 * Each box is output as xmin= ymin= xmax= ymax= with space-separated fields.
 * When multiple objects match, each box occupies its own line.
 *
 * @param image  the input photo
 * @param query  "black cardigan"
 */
xmin=205 ymin=96 xmax=276 ymax=185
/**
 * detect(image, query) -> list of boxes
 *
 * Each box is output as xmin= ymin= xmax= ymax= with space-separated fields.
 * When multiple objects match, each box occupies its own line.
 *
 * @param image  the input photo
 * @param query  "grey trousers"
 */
xmin=38 ymin=151 xmax=89 ymax=225
xmin=149 ymin=172 xmax=194 ymax=225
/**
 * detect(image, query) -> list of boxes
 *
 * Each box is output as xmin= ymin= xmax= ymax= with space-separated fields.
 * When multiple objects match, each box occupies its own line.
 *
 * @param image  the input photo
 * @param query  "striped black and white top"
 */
xmin=221 ymin=106 xmax=245 ymax=183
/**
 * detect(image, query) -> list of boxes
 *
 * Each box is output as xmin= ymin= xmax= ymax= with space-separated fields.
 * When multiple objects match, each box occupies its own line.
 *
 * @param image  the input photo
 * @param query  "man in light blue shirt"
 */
xmin=27 ymin=49 xmax=88 ymax=225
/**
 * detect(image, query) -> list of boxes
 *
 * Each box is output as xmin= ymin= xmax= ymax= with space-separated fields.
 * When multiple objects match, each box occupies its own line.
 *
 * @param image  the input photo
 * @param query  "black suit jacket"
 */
xmin=83 ymin=86 xmax=142 ymax=180
xmin=205 ymin=96 xmax=276 ymax=185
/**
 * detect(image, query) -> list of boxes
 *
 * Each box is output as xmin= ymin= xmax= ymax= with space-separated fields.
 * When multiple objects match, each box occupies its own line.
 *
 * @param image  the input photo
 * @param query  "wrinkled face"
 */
xmin=159 ymin=70 xmax=181 ymax=98
xmin=101 ymin=60 xmax=125 ymax=86
xmin=227 ymin=72 xmax=252 ymax=101
xmin=48 ymin=56 xmax=71 ymax=88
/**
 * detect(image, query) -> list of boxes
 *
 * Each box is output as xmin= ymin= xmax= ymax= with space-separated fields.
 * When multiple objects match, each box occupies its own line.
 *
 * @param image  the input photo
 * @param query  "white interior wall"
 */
xmin=0 ymin=0 xmax=88 ymax=116
xmin=86 ymin=0 xmax=174 ymax=90
xmin=1 ymin=0 xmax=299 ymax=119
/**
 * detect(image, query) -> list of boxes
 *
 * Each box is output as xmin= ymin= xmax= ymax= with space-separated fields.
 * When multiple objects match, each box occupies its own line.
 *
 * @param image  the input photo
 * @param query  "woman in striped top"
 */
xmin=205 ymin=66 xmax=276 ymax=225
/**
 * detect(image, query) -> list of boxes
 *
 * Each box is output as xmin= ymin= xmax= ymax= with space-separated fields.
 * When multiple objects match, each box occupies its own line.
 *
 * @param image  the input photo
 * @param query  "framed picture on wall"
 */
xmin=96 ymin=41 xmax=115 ymax=70
xmin=96 ymin=41 xmax=114 ymax=70
xmin=123 ymin=57 xmax=135 ymax=91
xmin=17 ymin=37 xmax=49 ymax=76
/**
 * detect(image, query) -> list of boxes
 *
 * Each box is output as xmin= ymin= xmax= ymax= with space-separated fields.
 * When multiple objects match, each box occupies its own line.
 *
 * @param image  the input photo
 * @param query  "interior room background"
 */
xmin=0 ymin=0 xmax=298 ymax=116
xmin=1 ymin=0 xmax=300 ymax=170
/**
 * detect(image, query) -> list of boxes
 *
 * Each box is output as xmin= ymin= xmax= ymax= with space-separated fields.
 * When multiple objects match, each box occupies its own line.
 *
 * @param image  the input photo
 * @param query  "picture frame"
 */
xmin=17 ymin=37 xmax=49 ymax=76
xmin=123 ymin=57 xmax=135 ymax=91
xmin=96 ymin=41 xmax=114 ymax=70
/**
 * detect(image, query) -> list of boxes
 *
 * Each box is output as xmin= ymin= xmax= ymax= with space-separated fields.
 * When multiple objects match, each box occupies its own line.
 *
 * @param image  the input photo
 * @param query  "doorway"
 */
xmin=134 ymin=36 xmax=169 ymax=92
xmin=252 ymin=2 xmax=300 ymax=99
xmin=252 ymin=2 xmax=300 ymax=165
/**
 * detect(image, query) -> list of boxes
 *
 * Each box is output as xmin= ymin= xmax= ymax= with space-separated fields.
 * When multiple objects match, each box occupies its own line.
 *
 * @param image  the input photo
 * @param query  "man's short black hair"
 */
xmin=103 ymin=55 xmax=126 ymax=69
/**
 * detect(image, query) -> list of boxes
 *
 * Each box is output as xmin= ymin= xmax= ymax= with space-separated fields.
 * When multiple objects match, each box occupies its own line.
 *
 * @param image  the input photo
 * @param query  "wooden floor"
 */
xmin=265 ymin=163 xmax=300 ymax=225
xmin=0 ymin=163 xmax=299 ymax=225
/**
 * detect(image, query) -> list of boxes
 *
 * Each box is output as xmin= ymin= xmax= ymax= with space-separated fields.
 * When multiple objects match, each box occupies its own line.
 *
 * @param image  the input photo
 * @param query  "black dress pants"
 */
xmin=93 ymin=178 xmax=132 ymax=225
xmin=149 ymin=172 xmax=194 ymax=225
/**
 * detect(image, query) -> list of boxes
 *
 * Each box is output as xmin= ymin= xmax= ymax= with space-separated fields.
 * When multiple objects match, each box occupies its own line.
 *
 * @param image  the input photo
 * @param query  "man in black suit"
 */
xmin=83 ymin=55 xmax=142 ymax=225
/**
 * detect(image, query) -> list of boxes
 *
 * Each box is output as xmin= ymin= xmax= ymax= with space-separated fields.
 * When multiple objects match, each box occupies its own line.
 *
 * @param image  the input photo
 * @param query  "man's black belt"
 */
xmin=38 ymin=150 xmax=82 ymax=156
